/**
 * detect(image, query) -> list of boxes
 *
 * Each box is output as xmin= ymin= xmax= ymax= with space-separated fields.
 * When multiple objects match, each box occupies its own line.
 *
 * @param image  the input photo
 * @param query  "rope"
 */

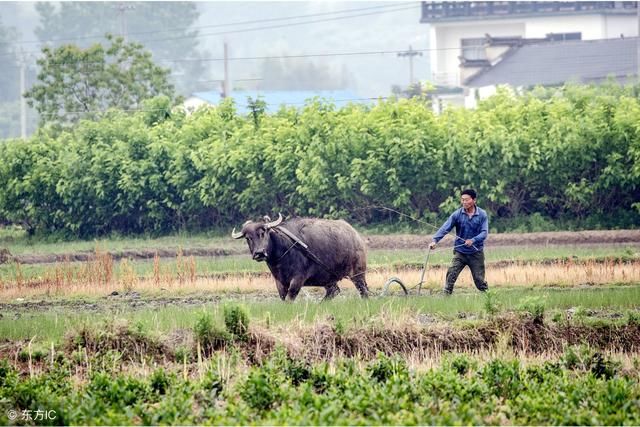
xmin=274 ymin=239 xmax=299 ymax=263
xmin=367 ymin=205 xmax=480 ymax=252
xmin=272 ymin=226 xmax=344 ymax=281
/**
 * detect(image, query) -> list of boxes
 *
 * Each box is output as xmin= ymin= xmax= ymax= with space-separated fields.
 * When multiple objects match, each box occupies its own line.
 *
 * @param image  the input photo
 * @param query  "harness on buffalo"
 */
xmin=272 ymin=225 xmax=365 ymax=280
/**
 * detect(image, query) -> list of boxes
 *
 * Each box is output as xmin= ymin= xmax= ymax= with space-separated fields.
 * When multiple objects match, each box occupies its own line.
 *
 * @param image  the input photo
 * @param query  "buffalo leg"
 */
xmin=286 ymin=278 xmax=305 ymax=301
xmin=352 ymin=274 xmax=370 ymax=298
xmin=322 ymin=282 xmax=341 ymax=301
xmin=275 ymin=280 xmax=288 ymax=301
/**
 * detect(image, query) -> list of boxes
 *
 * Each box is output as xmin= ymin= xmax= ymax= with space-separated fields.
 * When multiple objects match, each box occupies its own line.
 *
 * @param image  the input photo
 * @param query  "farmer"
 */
xmin=429 ymin=188 xmax=489 ymax=294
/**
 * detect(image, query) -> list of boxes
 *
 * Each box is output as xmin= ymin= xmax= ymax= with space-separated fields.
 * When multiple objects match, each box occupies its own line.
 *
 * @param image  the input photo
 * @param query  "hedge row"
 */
xmin=0 ymin=83 xmax=639 ymax=238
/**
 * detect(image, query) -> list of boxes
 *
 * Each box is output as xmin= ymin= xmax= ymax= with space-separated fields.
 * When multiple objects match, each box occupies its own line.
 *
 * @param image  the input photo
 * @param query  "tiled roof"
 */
xmin=466 ymin=37 xmax=637 ymax=88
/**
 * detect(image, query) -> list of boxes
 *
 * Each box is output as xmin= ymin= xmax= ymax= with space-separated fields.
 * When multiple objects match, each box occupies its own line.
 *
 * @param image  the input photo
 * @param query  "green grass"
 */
xmin=369 ymin=244 xmax=640 ymax=267
xmin=3 ymin=221 xmax=638 ymax=260
xmin=1 ymin=284 xmax=638 ymax=343
xmin=0 ymin=227 xmax=245 ymax=256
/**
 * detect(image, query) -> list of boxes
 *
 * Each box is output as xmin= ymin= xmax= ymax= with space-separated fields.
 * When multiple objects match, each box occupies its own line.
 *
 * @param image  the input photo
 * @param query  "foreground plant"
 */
xmin=1 ymin=351 xmax=639 ymax=425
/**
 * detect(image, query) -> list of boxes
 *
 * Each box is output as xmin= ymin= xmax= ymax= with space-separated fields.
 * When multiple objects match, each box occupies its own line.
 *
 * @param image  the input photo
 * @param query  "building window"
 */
xmin=546 ymin=32 xmax=582 ymax=41
xmin=461 ymin=38 xmax=486 ymax=60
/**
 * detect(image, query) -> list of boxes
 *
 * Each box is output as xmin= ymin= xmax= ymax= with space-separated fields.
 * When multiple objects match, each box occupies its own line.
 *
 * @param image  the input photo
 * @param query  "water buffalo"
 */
xmin=231 ymin=214 xmax=370 ymax=301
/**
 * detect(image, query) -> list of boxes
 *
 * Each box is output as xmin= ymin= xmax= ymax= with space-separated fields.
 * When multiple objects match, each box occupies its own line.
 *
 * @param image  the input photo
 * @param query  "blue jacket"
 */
xmin=432 ymin=207 xmax=489 ymax=254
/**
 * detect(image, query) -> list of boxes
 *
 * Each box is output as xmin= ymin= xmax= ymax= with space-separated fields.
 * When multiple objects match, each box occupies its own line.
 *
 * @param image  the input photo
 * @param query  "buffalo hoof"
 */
xmin=322 ymin=285 xmax=341 ymax=301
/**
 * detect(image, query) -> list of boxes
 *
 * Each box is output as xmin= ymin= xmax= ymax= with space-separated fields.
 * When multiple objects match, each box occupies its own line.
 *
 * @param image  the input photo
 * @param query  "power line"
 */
xmin=137 ymin=4 xmax=419 ymax=44
xmin=21 ymin=46 xmax=435 ymax=68
xmin=182 ymin=77 xmax=263 ymax=83
xmin=9 ymin=2 xmax=416 ymax=47
xmin=8 ymin=47 xmax=632 ymax=69
xmin=0 ymin=3 xmax=419 ymax=58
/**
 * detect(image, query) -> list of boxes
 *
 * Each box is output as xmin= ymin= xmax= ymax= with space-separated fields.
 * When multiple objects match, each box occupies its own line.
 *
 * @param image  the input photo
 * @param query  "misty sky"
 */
xmin=196 ymin=1 xmax=430 ymax=97
xmin=2 ymin=1 xmax=430 ymax=98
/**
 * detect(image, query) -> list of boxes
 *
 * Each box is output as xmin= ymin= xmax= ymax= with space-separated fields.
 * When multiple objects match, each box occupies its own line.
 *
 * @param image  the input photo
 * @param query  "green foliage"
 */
xmin=87 ymin=371 xmax=152 ymax=408
xmin=0 ymin=352 xmax=639 ymax=424
xmin=142 ymin=95 xmax=175 ymax=126
xmin=33 ymin=2 xmax=205 ymax=95
xmin=149 ymin=368 xmax=172 ymax=395
xmin=223 ymin=304 xmax=250 ymax=340
xmin=627 ymin=311 xmax=640 ymax=326
xmin=517 ymin=295 xmax=546 ymax=323
xmin=445 ymin=353 xmax=475 ymax=376
xmin=24 ymin=34 xmax=177 ymax=128
xmin=483 ymin=290 xmax=501 ymax=316
xmin=481 ymin=359 xmax=522 ymax=398
xmin=238 ymin=369 xmax=282 ymax=411
xmin=194 ymin=313 xmax=230 ymax=352
xmin=0 ymin=359 xmax=16 ymax=387
xmin=261 ymin=347 xmax=312 ymax=386
xmin=2 ymin=82 xmax=640 ymax=237
xmin=366 ymin=352 xmax=410 ymax=383
xmin=561 ymin=345 xmax=621 ymax=379
xmin=201 ymin=367 xmax=224 ymax=396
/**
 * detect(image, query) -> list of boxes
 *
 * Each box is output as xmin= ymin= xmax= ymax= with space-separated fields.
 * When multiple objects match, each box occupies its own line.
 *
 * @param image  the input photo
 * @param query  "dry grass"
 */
xmin=1 ymin=253 xmax=639 ymax=300
xmin=372 ymin=257 xmax=640 ymax=290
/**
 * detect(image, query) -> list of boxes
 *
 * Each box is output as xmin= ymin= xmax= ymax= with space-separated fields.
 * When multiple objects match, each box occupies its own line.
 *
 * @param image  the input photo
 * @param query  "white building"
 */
xmin=420 ymin=1 xmax=639 ymax=111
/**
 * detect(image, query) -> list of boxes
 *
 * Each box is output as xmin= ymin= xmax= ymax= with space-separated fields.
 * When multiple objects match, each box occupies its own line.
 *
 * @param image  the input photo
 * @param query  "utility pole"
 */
xmin=223 ymin=42 xmax=230 ymax=98
xmin=114 ymin=2 xmax=135 ymax=41
xmin=397 ymin=45 xmax=423 ymax=86
xmin=19 ymin=50 xmax=27 ymax=139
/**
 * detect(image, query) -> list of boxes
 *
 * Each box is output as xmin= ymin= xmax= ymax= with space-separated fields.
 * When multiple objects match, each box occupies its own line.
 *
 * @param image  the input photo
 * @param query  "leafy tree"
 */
xmin=24 ymin=35 xmax=177 ymax=127
xmin=34 ymin=1 xmax=206 ymax=95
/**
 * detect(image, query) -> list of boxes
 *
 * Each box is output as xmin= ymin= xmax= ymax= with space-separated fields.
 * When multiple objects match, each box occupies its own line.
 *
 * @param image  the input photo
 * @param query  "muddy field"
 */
xmin=3 ymin=229 xmax=639 ymax=265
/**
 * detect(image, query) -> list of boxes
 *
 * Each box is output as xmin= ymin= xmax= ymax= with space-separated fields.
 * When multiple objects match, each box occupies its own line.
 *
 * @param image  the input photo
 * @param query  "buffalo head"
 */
xmin=231 ymin=213 xmax=283 ymax=261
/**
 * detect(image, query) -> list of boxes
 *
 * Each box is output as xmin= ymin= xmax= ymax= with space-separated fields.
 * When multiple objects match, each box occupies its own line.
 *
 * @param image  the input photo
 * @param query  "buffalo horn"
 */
xmin=264 ymin=212 xmax=283 ymax=229
xmin=231 ymin=228 xmax=244 ymax=239
xmin=231 ymin=220 xmax=252 ymax=239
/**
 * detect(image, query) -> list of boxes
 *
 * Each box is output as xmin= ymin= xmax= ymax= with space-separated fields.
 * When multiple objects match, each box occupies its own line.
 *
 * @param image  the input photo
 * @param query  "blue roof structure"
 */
xmin=189 ymin=89 xmax=368 ymax=113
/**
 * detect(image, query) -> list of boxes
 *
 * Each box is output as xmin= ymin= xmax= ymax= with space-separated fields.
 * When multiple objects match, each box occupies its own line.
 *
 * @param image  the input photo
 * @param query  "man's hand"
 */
xmin=464 ymin=239 xmax=474 ymax=247
xmin=429 ymin=241 xmax=437 ymax=250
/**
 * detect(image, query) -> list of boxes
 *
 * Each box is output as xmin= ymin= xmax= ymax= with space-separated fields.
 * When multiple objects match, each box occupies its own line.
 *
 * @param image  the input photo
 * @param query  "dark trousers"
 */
xmin=444 ymin=250 xmax=488 ymax=294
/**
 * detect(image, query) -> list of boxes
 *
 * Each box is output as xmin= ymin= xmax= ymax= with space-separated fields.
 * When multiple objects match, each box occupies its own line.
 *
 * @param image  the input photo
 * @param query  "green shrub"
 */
xmin=238 ymin=369 xmax=281 ymax=411
xmin=367 ymin=352 xmax=409 ymax=383
xmin=483 ymin=290 xmax=501 ymax=316
xmin=223 ymin=304 xmax=249 ymax=340
xmin=627 ymin=311 xmax=640 ymax=326
xmin=174 ymin=346 xmax=194 ymax=364
xmin=0 ymin=359 xmax=16 ymax=387
xmin=309 ymin=363 xmax=331 ymax=394
xmin=87 ymin=372 xmax=151 ymax=407
xmin=517 ymin=295 xmax=546 ymax=323
xmin=149 ymin=368 xmax=172 ymax=395
xmin=446 ymin=354 xmax=473 ymax=376
xmin=2 ymin=82 xmax=639 ymax=238
xmin=17 ymin=349 xmax=30 ymax=363
xmin=561 ymin=345 xmax=620 ymax=379
xmin=194 ymin=313 xmax=230 ymax=352
xmin=481 ymin=359 xmax=522 ymax=398
xmin=201 ymin=368 xmax=224 ymax=396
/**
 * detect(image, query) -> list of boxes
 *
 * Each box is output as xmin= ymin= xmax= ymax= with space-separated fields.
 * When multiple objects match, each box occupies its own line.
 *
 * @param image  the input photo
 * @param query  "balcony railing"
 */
xmin=420 ymin=1 xmax=638 ymax=23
